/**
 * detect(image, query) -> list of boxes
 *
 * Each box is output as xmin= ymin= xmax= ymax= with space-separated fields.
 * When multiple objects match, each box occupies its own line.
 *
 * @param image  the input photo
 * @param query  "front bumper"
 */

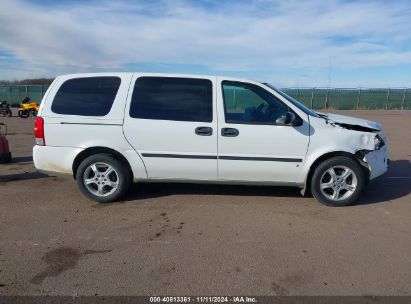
xmin=363 ymin=147 xmax=389 ymax=180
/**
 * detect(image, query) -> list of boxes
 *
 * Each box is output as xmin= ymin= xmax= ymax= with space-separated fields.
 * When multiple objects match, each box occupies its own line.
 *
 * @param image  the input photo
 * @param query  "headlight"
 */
xmin=374 ymin=134 xmax=385 ymax=150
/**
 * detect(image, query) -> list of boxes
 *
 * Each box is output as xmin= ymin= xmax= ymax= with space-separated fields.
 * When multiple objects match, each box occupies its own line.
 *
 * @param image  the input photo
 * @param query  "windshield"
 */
xmin=262 ymin=83 xmax=320 ymax=118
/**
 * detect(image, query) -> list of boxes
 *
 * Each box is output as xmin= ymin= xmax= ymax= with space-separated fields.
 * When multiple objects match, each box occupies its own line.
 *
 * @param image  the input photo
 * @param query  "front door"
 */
xmin=123 ymin=75 xmax=218 ymax=180
xmin=217 ymin=79 xmax=310 ymax=184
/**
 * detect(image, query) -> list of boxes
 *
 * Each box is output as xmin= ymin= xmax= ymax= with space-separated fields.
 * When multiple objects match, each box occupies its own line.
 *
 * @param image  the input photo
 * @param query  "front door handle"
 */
xmin=195 ymin=126 xmax=213 ymax=136
xmin=221 ymin=128 xmax=239 ymax=137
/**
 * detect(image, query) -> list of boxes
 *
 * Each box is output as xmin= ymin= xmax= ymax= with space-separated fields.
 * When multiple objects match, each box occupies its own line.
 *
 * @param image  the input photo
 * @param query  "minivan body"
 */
xmin=33 ymin=73 xmax=389 ymax=206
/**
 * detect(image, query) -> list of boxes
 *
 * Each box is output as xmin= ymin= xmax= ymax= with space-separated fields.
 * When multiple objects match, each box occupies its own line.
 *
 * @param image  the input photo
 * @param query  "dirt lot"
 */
xmin=0 ymin=111 xmax=410 ymax=296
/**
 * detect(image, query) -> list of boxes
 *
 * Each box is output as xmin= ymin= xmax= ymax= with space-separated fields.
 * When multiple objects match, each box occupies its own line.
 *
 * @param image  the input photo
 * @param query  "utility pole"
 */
xmin=357 ymin=88 xmax=361 ymax=109
xmin=402 ymin=88 xmax=406 ymax=110
xmin=385 ymin=89 xmax=390 ymax=109
xmin=310 ymin=88 xmax=314 ymax=109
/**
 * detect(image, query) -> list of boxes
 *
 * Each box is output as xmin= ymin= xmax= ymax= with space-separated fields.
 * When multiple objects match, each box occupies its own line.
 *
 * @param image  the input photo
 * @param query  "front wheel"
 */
xmin=76 ymin=154 xmax=131 ymax=203
xmin=311 ymin=156 xmax=366 ymax=206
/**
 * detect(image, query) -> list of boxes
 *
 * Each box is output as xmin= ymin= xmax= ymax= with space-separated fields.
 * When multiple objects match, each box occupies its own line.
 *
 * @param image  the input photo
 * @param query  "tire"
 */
xmin=7 ymin=109 xmax=12 ymax=117
xmin=0 ymin=152 xmax=12 ymax=163
xmin=29 ymin=109 xmax=37 ymax=117
xmin=0 ymin=109 xmax=10 ymax=117
xmin=18 ymin=110 xmax=29 ymax=118
xmin=76 ymin=154 xmax=131 ymax=203
xmin=311 ymin=156 xmax=366 ymax=207
xmin=5 ymin=152 xmax=12 ymax=163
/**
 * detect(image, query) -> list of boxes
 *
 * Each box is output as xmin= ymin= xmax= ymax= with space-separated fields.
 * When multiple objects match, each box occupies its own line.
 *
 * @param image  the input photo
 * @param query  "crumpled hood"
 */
xmin=321 ymin=113 xmax=381 ymax=132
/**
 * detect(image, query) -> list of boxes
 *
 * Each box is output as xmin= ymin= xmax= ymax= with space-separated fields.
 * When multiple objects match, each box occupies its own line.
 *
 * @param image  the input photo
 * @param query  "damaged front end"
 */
xmin=319 ymin=112 xmax=390 ymax=181
xmin=331 ymin=121 xmax=379 ymax=133
xmin=355 ymin=134 xmax=389 ymax=180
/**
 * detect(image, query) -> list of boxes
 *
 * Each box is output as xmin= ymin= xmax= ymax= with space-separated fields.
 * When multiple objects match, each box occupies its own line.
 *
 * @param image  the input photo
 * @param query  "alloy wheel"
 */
xmin=83 ymin=162 xmax=119 ymax=197
xmin=319 ymin=166 xmax=358 ymax=201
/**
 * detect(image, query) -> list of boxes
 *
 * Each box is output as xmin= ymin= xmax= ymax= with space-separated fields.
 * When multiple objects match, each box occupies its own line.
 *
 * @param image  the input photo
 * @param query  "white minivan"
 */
xmin=33 ymin=73 xmax=389 ymax=206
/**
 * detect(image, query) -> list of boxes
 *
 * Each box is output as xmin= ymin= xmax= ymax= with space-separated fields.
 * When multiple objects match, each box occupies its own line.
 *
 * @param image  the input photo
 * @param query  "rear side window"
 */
xmin=51 ymin=77 xmax=121 ymax=116
xmin=129 ymin=77 xmax=213 ymax=122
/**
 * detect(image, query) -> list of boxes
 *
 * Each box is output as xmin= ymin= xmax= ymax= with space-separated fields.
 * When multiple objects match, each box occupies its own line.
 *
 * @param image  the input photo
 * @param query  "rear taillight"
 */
xmin=34 ymin=117 xmax=45 ymax=146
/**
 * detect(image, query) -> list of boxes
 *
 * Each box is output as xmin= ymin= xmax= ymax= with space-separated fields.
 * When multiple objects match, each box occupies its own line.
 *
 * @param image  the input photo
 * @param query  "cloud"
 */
xmin=0 ymin=0 xmax=411 ymax=85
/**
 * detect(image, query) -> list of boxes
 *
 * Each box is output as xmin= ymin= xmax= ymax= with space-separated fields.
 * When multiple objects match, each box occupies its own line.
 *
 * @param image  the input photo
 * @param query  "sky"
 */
xmin=0 ymin=0 xmax=410 ymax=87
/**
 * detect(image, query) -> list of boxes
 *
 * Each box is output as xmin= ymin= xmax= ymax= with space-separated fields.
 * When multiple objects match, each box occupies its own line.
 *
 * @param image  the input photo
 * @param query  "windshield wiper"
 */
xmin=316 ymin=112 xmax=328 ymax=118
xmin=316 ymin=112 xmax=329 ymax=120
xmin=316 ymin=112 xmax=332 ymax=124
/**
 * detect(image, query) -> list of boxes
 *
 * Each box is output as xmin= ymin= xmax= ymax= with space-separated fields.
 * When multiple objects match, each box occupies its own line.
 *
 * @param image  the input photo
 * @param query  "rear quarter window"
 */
xmin=51 ymin=77 xmax=121 ymax=116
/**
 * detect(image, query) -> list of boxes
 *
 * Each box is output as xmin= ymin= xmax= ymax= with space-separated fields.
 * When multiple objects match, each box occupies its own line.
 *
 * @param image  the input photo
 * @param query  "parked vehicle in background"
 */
xmin=0 ymin=122 xmax=12 ymax=163
xmin=33 ymin=73 xmax=389 ymax=206
xmin=18 ymin=97 xmax=39 ymax=118
xmin=0 ymin=101 xmax=12 ymax=117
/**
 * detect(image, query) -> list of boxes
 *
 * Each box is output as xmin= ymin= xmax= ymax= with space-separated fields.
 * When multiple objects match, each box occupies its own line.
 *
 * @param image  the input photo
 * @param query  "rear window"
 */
xmin=51 ymin=77 xmax=121 ymax=116
xmin=129 ymin=77 xmax=213 ymax=122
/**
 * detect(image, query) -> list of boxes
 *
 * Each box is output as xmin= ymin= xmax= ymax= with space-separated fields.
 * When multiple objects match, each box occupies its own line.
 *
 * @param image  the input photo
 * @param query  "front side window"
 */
xmin=130 ymin=77 xmax=213 ymax=122
xmin=222 ymin=81 xmax=289 ymax=124
xmin=52 ymin=77 xmax=121 ymax=116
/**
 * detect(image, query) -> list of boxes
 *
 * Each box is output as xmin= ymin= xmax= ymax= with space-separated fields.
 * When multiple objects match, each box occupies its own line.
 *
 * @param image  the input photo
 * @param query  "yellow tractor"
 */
xmin=18 ymin=97 xmax=39 ymax=118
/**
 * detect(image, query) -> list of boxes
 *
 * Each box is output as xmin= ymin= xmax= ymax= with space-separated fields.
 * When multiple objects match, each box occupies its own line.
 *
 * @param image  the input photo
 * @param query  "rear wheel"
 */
xmin=18 ymin=110 xmax=29 ymax=118
xmin=76 ymin=154 xmax=131 ymax=203
xmin=29 ymin=109 xmax=37 ymax=117
xmin=5 ymin=152 xmax=12 ymax=163
xmin=0 ymin=109 xmax=11 ymax=117
xmin=311 ymin=156 xmax=366 ymax=206
xmin=0 ymin=152 xmax=12 ymax=163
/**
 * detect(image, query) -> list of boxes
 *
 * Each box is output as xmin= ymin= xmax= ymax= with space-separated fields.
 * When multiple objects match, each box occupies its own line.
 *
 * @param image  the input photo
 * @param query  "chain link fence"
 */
xmin=282 ymin=88 xmax=411 ymax=110
xmin=0 ymin=85 xmax=410 ymax=110
xmin=0 ymin=85 xmax=50 ymax=106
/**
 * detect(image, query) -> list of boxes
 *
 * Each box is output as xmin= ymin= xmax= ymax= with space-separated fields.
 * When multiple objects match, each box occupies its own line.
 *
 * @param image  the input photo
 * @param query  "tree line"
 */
xmin=0 ymin=78 xmax=54 ymax=85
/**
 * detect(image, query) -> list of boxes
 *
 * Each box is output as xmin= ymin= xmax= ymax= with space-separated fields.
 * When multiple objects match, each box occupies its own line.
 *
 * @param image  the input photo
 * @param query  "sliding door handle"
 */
xmin=221 ymin=128 xmax=239 ymax=137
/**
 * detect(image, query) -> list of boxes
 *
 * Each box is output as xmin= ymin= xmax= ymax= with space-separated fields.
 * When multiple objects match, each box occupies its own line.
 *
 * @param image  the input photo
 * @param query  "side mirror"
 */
xmin=275 ymin=112 xmax=296 ymax=125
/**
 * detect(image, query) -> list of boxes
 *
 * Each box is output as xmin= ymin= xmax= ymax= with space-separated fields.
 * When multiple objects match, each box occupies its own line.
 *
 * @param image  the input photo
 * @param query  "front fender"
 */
xmin=300 ymin=118 xmax=378 ymax=193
